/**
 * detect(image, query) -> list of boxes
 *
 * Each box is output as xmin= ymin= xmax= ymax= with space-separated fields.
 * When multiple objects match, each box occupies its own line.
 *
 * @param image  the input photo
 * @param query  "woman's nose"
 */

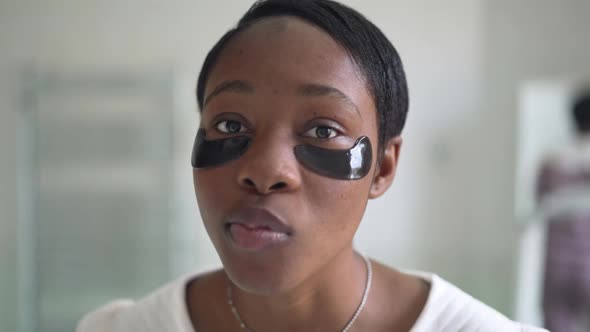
xmin=236 ymin=137 xmax=302 ymax=195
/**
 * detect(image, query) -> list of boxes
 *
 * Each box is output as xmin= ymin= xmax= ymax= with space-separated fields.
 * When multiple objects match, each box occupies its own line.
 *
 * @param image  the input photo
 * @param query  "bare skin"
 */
xmin=188 ymin=16 xmax=429 ymax=332
xmin=187 ymin=262 xmax=429 ymax=332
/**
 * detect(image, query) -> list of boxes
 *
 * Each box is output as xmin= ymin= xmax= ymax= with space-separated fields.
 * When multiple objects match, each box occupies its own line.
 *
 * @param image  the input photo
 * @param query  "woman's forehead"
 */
xmin=234 ymin=16 xmax=338 ymax=50
xmin=204 ymin=16 xmax=373 ymax=112
xmin=211 ymin=16 xmax=356 ymax=80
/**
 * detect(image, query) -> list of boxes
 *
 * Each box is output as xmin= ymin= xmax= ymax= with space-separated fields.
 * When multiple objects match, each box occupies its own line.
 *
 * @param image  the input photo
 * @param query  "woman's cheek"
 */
xmin=306 ymin=179 xmax=368 ymax=230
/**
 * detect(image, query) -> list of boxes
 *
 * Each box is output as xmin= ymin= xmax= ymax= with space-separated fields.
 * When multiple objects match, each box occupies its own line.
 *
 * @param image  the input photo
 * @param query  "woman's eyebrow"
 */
xmin=204 ymin=80 xmax=255 ymax=106
xmin=297 ymin=84 xmax=362 ymax=119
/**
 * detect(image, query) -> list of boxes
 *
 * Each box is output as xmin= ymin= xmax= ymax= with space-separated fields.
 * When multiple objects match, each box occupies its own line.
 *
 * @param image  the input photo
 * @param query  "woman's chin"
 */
xmin=221 ymin=256 xmax=302 ymax=295
xmin=211 ymin=231 xmax=305 ymax=294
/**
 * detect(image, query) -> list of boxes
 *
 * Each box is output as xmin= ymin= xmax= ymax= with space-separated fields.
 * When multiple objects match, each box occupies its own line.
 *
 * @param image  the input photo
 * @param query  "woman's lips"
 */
xmin=228 ymin=223 xmax=290 ymax=251
xmin=224 ymin=207 xmax=293 ymax=252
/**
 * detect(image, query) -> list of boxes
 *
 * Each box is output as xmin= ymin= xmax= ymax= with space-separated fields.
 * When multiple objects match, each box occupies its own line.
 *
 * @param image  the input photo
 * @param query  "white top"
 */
xmin=77 ymin=270 xmax=549 ymax=332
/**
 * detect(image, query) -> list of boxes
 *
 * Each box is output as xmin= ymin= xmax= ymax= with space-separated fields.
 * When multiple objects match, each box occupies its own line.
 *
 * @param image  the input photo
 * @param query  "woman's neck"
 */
xmin=229 ymin=248 xmax=368 ymax=331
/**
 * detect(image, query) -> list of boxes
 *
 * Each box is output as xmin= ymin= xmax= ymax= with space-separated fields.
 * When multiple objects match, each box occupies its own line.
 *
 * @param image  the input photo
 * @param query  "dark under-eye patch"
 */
xmin=294 ymin=136 xmax=372 ymax=180
xmin=191 ymin=129 xmax=250 ymax=168
xmin=192 ymin=129 xmax=372 ymax=181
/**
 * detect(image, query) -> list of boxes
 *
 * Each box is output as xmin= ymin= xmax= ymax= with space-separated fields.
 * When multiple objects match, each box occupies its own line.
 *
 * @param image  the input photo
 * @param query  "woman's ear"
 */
xmin=369 ymin=136 xmax=402 ymax=199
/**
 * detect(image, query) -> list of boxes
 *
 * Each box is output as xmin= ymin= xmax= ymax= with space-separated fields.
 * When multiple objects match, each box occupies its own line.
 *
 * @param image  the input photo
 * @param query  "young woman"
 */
xmin=78 ymin=1 xmax=548 ymax=331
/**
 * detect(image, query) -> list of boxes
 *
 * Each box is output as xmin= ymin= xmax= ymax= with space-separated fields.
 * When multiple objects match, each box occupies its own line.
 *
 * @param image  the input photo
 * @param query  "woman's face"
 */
xmin=194 ymin=17 xmax=384 ymax=294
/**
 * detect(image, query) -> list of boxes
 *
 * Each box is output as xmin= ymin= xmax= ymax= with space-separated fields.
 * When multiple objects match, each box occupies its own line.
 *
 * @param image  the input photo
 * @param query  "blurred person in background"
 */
xmin=537 ymin=90 xmax=590 ymax=332
xmin=77 ymin=0 xmax=547 ymax=331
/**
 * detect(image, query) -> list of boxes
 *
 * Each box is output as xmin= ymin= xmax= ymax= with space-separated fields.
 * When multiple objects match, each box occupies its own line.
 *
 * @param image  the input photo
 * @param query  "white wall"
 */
xmin=2 ymin=1 xmax=590 ymax=330
xmin=0 ymin=71 xmax=19 ymax=332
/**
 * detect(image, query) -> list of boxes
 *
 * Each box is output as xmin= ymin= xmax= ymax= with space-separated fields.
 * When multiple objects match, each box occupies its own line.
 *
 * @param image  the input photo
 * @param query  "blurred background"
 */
xmin=1 ymin=0 xmax=589 ymax=331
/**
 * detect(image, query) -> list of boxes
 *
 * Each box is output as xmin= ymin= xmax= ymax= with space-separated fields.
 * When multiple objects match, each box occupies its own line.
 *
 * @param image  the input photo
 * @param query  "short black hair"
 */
xmin=573 ymin=92 xmax=590 ymax=134
xmin=196 ymin=0 xmax=409 ymax=153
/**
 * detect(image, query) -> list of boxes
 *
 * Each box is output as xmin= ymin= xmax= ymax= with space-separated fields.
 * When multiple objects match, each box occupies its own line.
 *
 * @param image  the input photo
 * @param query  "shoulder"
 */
xmin=405 ymin=271 xmax=549 ymax=332
xmin=542 ymin=139 xmax=590 ymax=174
xmin=76 ymin=270 xmax=208 ymax=332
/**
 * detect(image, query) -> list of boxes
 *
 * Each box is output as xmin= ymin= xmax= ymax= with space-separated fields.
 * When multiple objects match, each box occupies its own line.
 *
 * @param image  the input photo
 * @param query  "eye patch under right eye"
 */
xmin=191 ymin=129 xmax=250 ymax=168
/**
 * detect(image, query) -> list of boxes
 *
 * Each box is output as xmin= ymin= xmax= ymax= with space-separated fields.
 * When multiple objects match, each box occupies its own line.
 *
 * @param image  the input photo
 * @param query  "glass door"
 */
xmin=20 ymin=70 xmax=175 ymax=332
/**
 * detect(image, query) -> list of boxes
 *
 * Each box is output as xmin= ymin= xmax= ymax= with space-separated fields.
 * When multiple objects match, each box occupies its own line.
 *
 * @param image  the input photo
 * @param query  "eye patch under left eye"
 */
xmin=191 ymin=129 xmax=372 ymax=180
xmin=293 ymin=136 xmax=372 ymax=180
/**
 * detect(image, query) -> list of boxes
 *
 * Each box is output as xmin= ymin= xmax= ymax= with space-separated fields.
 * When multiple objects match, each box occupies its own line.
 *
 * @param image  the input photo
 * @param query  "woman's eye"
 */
xmin=215 ymin=120 xmax=245 ymax=134
xmin=303 ymin=126 xmax=339 ymax=139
